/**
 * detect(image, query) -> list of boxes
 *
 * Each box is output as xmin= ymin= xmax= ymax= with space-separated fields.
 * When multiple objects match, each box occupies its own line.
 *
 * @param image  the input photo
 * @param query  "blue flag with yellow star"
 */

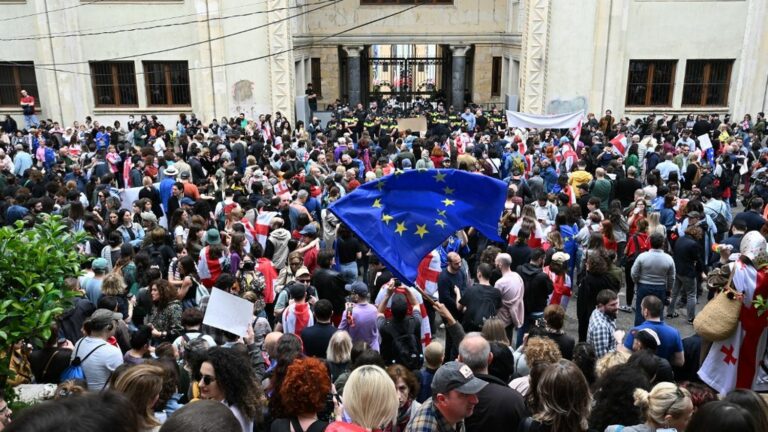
xmin=329 ymin=169 xmax=507 ymax=285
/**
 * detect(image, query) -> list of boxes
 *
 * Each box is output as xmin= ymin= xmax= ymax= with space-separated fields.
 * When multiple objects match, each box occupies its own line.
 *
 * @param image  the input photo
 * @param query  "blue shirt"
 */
xmin=623 ymin=320 xmax=683 ymax=363
xmin=461 ymin=112 xmax=476 ymax=130
xmin=13 ymin=151 xmax=33 ymax=177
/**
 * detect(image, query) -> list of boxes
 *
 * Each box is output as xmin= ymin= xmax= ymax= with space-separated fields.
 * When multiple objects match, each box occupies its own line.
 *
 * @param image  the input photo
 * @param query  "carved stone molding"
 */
xmin=449 ymin=45 xmax=471 ymax=57
xmin=519 ymin=0 xmax=551 ymax=114
xmin=267 ymin=0 xmax=296 ymax=120
xmin=342 ymin=45 xmax=365 ymax=57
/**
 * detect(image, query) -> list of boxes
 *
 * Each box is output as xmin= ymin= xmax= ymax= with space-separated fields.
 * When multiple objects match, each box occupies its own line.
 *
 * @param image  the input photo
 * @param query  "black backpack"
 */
xmin=384 ymin=318 xmax=422 ymax=370
xmin=465 ymin=294 xmax=498 ymax=331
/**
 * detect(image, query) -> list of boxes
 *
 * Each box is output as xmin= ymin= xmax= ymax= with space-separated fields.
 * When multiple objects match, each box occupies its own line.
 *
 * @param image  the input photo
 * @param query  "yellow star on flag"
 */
xmin=442 ymin=198 xmax=455 ymax=207
xmin=414 ymin=224 xmax=429 ymax=239
xmin=376 ymin=180 xmax=386 ymax=191
xmin=394 ymin=169 xmax=404 ymax=176
xmin=435 ymin=219 xmax=447 ymax=228
xmin=382 ymin=213 xmax=394 ymax=224
xmin=443 ymin=186 xmax=455 ymax=195
xmin=394 ymin=221 xmax=408 ymax=235
xmin=437 ymin=209 xmax=447 ymax=217
xmin=433 ymin=171 xmax=446 ymax=182
xmin=372 ymin=198 xmax=382 ymax=208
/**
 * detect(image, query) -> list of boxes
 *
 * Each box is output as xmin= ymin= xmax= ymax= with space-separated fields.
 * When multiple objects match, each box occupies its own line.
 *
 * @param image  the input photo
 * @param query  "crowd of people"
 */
xmin=1 ymin=88 xmax=768 ymax=432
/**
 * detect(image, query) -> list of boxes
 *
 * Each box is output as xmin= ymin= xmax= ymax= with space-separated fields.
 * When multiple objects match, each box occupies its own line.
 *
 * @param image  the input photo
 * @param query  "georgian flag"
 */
xmin=255 ymin=210 xmax=278 ymax=250
xmin=610 ymin=133 xmax=628 ymax=156
xmin=570 ymin=119 xmax=582 ymax=146
xmin=560 ymin=143 xmax=579 ymax=174
xmin=698 ymin=261 xmax=768 ymax=394
xmin=282 ymin=303 xmax=314 ymax=337
xmin=375 ymin=286 xmax=432 ymax=348
xmin=507 ymin=219 xmax=546 ymax=248
xmin=274 ymin=180 xmax=290 ymax=196
xmin=416 ymin=250 xmax=441 ymax=300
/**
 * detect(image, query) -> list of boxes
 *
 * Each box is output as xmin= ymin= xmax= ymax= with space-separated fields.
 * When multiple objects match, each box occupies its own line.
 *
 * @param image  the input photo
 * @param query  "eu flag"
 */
xmin=329 ymin=169 xmax=507 ymax=285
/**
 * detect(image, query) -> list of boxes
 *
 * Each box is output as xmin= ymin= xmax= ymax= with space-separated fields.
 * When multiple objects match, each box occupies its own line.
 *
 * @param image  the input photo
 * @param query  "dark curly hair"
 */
xmin=151 ymin=279 xmax=176 ymax=309
xmin=279 ymin=357 xmax=331 ymax=416
xmin=588 ymin=363 xmax=650 ymax=431
xmin=202 ymin=347 xmax=263 ymax=423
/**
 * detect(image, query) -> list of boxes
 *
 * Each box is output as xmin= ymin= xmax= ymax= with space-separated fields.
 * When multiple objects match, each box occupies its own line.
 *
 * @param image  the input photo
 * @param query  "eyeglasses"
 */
xmin=199 ymin=374 xmax=216 ymax=385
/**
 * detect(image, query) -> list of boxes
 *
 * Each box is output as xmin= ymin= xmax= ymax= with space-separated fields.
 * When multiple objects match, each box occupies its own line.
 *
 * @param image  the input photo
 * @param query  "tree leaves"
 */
xmin=0 ymin=217 xmax=87 ymax=389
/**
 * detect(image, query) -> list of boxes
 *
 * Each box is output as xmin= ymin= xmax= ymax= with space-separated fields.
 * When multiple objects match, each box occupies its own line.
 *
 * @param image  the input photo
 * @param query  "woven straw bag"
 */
xmin=694 ymin=269 xmax=742 ymax=342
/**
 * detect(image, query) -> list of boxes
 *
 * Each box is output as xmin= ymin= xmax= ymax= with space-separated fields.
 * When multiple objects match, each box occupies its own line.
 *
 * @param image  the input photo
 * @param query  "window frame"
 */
xmin=311 ymin=57 xmax=323 ymax=98
xmin=0 ymin=62 xmax=40 ymax=108
xmin=681 ymin=59 xmax=733 ymax=107
xmin=142 ymin=61 xmax=191 ymax=107
xmin=625 ymin=60 xmax=677 ymax=108
xmin=89 ymin=61 xmax=139 ymax=108
xmin=491 ymin=56 xmax=502 ymax=97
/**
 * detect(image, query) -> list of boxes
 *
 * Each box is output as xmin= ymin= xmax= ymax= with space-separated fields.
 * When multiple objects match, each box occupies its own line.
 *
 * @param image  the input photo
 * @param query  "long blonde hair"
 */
xmin=326 ymin=330 xmax=352 ymax=363
xmin=343 ymin=365 xmax=399 ymax=430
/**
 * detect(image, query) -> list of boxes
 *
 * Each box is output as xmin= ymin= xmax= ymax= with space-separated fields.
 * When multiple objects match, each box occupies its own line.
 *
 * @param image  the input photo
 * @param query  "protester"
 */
xmin=5 ymin=103 xmax=768 ymax=430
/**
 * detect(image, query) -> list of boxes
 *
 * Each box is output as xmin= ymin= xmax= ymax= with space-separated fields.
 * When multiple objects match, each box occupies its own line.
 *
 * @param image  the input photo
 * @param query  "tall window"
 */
xmin=0 ymin=62 xmax=39 ymax=107
xmin=625 ymin=60 xmax=676 ymax=107
xmin=90 ymin=62 xmax=138 ymax=107
xmin=682 ymin=60 xmax=733 ymax=107
xmin=143 ymin=61 xmax=191 ymax=106
xmin=311 ymin=58 xmax=322 ymax=98
xmin=491 ymin=56 xmax=502 ymax=97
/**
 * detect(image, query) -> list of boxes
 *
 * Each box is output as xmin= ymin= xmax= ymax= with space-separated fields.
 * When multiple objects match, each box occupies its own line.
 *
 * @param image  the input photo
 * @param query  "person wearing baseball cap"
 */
xmin=72 ymin=308 xmax=124 ymax=391
xmin=406 ymin=361 xmax=488 ymax=431
xmin=339 ymin=281 xmax=380 ymax=351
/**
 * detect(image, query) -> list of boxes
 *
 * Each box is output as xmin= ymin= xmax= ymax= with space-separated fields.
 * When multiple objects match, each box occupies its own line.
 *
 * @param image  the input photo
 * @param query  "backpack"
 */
xmin=511 ymin=154 xmax=526 ymax=175
xmin=706 ymin=203 xmax=729 ymax=235
xmin=60 ymin=340 xmax=107 ymax=382
xmin=178 ymin=332 xmax=206 ymax=360
xmin=384 ymin=318 xmax=422 ymax=370
xmin=147 ymin=245 xmax=167 ymax=274
xmin=465 ymin=294 xmax=498 ymax=331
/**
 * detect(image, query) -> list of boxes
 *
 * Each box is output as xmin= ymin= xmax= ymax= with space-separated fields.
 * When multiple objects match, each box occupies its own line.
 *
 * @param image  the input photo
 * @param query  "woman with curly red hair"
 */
xmin=271 ymin=356 xmax=332 ymax=432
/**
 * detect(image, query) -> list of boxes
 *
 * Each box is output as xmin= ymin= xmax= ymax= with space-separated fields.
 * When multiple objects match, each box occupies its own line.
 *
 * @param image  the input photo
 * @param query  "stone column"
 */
xmin=343 ymin=46 xmax=365 ymax=107
xmin=450 ymin=45 xmax=471 ymax=110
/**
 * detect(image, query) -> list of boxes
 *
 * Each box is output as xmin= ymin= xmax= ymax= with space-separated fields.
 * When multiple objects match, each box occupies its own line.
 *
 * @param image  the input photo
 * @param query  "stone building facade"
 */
xmin=0 ymin=0 xmax=765 ymax=126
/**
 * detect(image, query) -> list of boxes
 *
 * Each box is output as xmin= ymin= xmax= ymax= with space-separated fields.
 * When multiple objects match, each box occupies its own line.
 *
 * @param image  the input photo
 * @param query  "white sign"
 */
xmin=202 ymin=288 xmax=254 ymax=337
xmin=698 ymin=134 xmax=713 ymax=151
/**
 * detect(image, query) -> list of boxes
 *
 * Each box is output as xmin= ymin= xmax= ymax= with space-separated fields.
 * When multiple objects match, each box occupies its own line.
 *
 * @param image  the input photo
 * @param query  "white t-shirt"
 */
xmin=71 ymin=336 xmax=123 ymax=390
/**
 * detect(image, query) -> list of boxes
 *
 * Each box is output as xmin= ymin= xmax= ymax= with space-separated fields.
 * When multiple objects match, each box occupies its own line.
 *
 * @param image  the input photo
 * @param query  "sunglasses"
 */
xmin=199 ymin=374 xmax=216 ymax=385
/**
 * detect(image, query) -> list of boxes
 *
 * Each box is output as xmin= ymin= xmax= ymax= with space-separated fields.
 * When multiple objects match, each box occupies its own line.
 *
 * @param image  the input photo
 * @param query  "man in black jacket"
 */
xmin=670 ymin=225 xmax=705 ymax=323
xmin=515 ymin=248 xmax=553 ymax=346
xmin=460 ymin=333 xmax=527 ymax=432
xmin=300 ymin=299 xmax=337 ymax=358
xmin=311 ymin=249 xmax=348 ymax=326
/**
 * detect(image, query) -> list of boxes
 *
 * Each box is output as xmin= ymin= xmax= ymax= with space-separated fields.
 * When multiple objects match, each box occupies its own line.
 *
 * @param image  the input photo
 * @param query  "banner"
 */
xmin=505 ymin=110 xmax=584 ymax=130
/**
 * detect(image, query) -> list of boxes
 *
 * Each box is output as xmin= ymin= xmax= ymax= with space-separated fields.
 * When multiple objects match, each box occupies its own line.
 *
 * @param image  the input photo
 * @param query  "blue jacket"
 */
xmin=541 ymin=166 xmax=558 ymax=192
